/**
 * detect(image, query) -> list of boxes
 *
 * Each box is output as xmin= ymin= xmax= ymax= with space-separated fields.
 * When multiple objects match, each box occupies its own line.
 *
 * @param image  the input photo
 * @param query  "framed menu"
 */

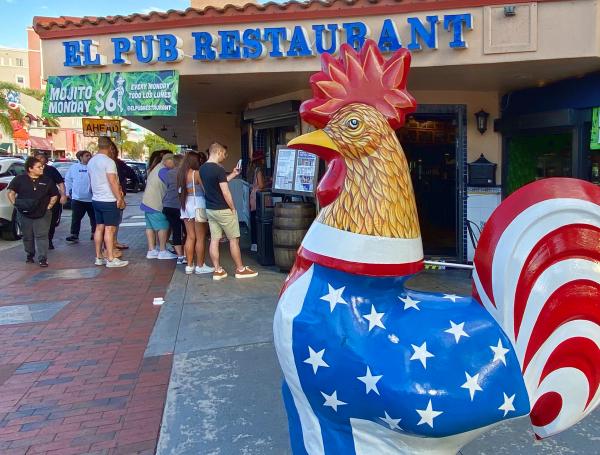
xmin=273 ymin=145 xmax=319 ymax=196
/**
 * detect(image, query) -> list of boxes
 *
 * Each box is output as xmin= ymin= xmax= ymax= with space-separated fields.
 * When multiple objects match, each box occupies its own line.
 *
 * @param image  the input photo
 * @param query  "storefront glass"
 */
xmin=506 ymin=132 xmax=573 ymax=195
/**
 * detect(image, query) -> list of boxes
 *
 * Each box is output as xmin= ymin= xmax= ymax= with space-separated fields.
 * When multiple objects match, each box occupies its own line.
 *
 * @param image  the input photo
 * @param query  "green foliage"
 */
xmin=143 ymin=133 xmax=177 ymax=153
xmin=121 ymin=140 xmax=145 ymax=160
xmin=0 ymin=82 xmax=58 ymax=136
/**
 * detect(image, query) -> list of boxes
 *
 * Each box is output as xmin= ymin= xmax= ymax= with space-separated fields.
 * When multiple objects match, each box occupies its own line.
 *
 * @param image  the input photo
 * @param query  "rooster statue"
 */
xmin=273 ymin=39 xmax=600 ymax=455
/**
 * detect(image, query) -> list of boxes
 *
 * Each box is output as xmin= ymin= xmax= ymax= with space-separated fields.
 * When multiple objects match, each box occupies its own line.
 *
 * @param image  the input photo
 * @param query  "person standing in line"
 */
xmin=141 ymin=153 xmax=177 ymax=259
xmin=87 ymin=136 xmax=128 ymax=268
xmin=200 ymin=142 xmax=258 ymax=280
xmin=65 ymin=150 xmax=96 ymax=243
xmin=248 ymin=151 xmax=266 ymax=253
xmin=6 ymin=157 xmax=59 ymax=267
xmin=177 ymin=151 xmax=214 ymax=274
xmin=33 ymin=151 xmax=67 ymax=250
xmin=160 ymin=154 xmax=187 ymax=264
xmin=109 ymin=142 xmax=134 ymax=252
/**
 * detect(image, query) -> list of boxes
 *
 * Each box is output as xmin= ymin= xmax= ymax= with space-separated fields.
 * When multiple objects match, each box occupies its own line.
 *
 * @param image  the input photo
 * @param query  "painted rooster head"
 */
xmin=289 ymin=40 xmax=420 ymax=239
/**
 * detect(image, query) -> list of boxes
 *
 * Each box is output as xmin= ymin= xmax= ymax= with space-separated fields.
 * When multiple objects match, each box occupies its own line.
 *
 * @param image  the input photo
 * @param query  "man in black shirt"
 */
xmin=7 ymin=157 xmax=59 ymax=266
xmin=34 ymin=151 xmax=67 ymax=249
xmin=200 ymin=142 xmax=257 ymax=281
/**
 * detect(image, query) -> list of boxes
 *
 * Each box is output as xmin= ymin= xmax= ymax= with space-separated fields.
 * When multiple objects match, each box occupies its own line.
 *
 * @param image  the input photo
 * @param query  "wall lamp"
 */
xmin=504 ymin=6 xmax=516 ymax=17
xmin=474 ymin=109 xmax=490 ymax=135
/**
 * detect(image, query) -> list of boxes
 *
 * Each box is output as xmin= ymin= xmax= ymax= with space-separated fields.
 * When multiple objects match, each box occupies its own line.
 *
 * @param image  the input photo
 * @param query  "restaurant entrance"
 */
xmin=398 ymin=113 xmax=460 ymax=258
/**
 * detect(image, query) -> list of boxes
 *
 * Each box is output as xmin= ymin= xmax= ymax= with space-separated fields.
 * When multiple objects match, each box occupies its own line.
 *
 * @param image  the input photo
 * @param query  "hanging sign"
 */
xmin=591 ymin=107 xmax=600 ymax=150
xmin=42 ymin=70 xmax=179 ymax=117
xmin=273 ymin=146 xmax=319 ymax=196
xmin=82 ymin=118 xmax=121 ymax=139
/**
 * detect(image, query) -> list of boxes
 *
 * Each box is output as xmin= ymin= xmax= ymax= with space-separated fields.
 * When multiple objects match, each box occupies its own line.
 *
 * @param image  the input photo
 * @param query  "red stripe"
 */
xmin=522 ymin=280 xmax=600 ymax=371
xmin=279 ymin=255 xmax=314 ymax=298
xmin=298 ymin=246 xmax=423 ymax=277
xmin=474 ymin=178 xmax=600 ymax=308
xmin=514 ymin=225 xmax=600 ymax=338
xmin=538 ymin=337 xmax=600 ymax=408
xmin=530 ymin=392 xmax=562 ymax=429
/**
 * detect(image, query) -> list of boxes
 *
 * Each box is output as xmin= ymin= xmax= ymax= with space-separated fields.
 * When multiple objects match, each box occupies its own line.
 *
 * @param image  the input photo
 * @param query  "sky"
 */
xmin=0 ymin=0 xmax=194 ymax=49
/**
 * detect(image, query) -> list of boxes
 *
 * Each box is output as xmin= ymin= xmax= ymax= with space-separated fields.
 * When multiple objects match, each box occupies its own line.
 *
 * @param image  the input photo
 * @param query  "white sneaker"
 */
xmin=106 ymin=258 xmax=129 ymax=268
xmin=185 ymin=265 xmax=194 ymax=275
xmin=146 ymin=249 xmax=159 ymax=259
xmin=250 ymin=244 xmax=258 ymax=252
xmin=94 ymin=257 xmax=106 ymax=266
xmin=177 ymin=256 xmax=186 ymax=265
xmin=158 ymin=250 xmax=178 ymax=260
xmin=195 ymin=264 xmax=215 ymax=275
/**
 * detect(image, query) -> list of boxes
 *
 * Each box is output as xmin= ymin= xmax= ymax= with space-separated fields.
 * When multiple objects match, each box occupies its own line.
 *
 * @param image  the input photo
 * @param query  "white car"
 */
xmin=0 ymin=157 xmax=25 ymax=240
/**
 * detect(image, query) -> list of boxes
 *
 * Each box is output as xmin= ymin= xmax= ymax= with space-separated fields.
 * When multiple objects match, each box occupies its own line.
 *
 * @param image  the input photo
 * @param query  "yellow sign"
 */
xmin=82 ymin=118 xmax=121 ymax=139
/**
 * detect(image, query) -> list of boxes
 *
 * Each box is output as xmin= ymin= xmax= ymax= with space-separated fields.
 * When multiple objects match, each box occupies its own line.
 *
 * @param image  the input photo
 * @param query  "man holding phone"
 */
xmin=200 ymin=142 xmax=258 ymax=281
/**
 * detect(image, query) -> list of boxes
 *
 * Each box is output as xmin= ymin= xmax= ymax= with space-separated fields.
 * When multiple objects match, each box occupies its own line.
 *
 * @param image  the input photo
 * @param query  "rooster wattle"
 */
xmin=273 ymin=40 xmax=600 ymax=455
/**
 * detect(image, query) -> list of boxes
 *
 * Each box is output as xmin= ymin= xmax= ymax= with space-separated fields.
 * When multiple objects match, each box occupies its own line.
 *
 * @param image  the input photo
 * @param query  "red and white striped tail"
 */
xmin=472 ymin=178 xmax=600 ymax=439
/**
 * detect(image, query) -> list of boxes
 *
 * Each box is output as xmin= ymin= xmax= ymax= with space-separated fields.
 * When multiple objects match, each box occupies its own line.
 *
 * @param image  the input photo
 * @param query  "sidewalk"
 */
xmin=150 ymin=256 xmax=600 ymax=454
xmin=0 ymin=194 xmax=175 ymax=455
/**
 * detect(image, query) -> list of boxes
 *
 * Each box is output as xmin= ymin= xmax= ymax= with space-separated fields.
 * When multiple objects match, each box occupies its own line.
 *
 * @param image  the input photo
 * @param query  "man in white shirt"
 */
xmin=65 ymin=150 xmax=95 ymax=243
xmin=87 ymin=137 xmax=128 ymax=268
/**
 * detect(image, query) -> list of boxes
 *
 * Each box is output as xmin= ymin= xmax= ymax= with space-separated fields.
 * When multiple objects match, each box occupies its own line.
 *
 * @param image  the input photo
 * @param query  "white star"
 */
xmin=363 ymin=305 xmax=385 ymax=331
xmin=410 ymin=342 xmax=434 ymax=369
xmin=303 ymin=347 xmax=329 ymax=374
xmin=388 ymin=334 xmax=400 ymax=344
xmin=398 ymin=294 xmax=420 ymax=310
xmin=444 ymin=320 xmax=470 ymax=343
xmin=499 ymin=393 xmax=516 ymax=416
xmin=379 ymin=411 xmax=401 ymax=430
xmin=320 ymin=284 xmax=348 ymax=312
xmin=357 ymin=366 xmax=382 ymax=395
xmin=321 ymin=390 xmax=347 ymax=412
xmin=461 ymin=372 xmax=483 ymax=401
xmin=416 ymin=399 xmax=443 ymax=428
xmin=490 ymin=339 xmax=510 ymax=366
xmin=442 ymin=294 xmax=462 ymax=302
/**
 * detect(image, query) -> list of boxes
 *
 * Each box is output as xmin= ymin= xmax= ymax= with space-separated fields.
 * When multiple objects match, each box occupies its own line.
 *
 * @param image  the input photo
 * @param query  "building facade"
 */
xmin=33 ymin=0 xmax=600 ymax=261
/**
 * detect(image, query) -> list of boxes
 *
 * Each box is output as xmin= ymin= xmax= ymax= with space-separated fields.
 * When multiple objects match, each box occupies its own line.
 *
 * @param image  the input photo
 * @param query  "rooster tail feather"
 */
xmin=472 ymin=178 xmax=600 ymax=439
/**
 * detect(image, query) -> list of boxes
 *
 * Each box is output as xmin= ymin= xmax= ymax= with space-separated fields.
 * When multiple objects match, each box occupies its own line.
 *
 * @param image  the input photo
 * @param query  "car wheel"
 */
xmin=1 ymin=210 xmax=22 ymax=241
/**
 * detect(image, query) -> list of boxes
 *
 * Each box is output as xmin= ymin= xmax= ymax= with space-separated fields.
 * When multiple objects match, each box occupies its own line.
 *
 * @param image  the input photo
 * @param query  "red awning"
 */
xmin=28 ymin=136 xmax=53 ymax=151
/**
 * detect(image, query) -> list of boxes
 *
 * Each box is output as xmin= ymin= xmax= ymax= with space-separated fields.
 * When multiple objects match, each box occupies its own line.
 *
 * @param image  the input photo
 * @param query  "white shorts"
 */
xmin=180 ymin=196 xmax=206 ymax=220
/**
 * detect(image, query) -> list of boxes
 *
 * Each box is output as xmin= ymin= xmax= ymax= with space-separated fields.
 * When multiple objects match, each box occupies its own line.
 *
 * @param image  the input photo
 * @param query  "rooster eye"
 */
xmin=346 ymin=118 xmax=360 ymax=130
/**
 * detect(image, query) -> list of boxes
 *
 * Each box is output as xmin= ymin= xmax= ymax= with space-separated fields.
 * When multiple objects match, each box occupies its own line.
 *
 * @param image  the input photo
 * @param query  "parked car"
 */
xmin=0 ymin=157 xmax=25 ymax=240
xmin=126 ymin=164 xmax=145 ymax=193
xmin=127 ymin=161 xmax=147 ymax=190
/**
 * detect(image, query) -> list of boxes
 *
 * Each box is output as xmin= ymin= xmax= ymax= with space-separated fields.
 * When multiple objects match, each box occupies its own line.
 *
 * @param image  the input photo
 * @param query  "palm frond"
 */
xmin=0 ymin=113 xmax=13 ymax=136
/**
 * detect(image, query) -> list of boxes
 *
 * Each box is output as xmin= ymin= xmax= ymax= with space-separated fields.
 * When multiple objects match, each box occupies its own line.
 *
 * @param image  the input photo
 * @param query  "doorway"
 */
xmin=397 ymin=108 xmax=465 ymax=259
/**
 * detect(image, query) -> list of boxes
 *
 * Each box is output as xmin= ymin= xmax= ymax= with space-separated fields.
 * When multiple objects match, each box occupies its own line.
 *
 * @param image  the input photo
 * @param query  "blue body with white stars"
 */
xmin=274 ymin=264 xmax=530 ymax=455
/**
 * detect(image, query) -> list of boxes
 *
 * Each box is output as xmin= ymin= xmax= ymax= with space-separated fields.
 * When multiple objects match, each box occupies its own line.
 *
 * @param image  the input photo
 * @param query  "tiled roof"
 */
xmin=33 ymin=0 xmax=551 ymax=38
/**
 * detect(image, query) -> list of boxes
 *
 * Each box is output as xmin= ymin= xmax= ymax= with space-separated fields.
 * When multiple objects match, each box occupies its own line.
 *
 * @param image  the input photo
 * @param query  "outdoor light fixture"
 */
xmin=160 ymin=125 xmax=167 ymax=132
xmin=474 ymin=109 xmax=490 ymax=135
xmin=504 ymin=6 xmax=516 ymax=16
xmin=172 ymin=131 xmax=178 ymax=139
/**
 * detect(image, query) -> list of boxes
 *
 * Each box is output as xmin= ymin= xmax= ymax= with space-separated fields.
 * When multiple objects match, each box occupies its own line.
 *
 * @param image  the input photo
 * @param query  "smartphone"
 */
xmin=236 ymin=159 xmax=242 ymax=170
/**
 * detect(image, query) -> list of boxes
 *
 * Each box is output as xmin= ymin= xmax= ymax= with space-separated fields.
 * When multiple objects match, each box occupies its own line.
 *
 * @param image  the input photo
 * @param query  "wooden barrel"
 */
xmin=273 ymin=202 xmax=316 ymax=271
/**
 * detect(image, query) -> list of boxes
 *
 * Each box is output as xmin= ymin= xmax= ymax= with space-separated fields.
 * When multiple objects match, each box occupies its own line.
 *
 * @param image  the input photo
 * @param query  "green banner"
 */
xmin=591 ymin=107 xmax=600 ymax=150
xmin=42 ymin=70 xmax=178 ymax=117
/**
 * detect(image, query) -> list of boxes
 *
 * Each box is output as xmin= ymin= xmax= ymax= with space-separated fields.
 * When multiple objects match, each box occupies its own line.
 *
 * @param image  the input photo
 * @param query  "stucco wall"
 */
xmin=196 ymin=112 xmax=241 ymax=170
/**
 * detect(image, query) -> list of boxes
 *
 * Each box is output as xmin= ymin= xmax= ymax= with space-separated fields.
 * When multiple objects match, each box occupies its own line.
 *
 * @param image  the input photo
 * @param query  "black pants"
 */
xmin=70 ymin=200 xmax=96 ymax=237
xmin=163 ymin=207 xmax=183 ymax=246
xmin=18 ymin=210 xmax=52 ymax=260
xmin=48 ymin=203 xmax=62 ymax=242
xmin=250 ymin=210 xmax=257 ymax=244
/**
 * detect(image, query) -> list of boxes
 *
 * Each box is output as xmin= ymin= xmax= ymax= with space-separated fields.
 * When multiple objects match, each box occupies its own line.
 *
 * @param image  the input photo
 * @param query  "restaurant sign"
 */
xmin=62 ymin=14 xmax=473 ymax=68
xmin=42 ymin=70 xmax=179 ymax=117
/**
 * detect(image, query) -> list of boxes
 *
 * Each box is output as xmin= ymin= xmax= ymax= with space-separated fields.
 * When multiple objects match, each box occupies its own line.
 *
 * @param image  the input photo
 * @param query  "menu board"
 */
xmin=273 ymin=146 xmax=319 ymax=196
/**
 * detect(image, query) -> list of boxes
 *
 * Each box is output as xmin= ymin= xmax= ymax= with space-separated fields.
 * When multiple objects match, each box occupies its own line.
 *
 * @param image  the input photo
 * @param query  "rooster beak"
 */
xmin=287 ymin=130 xmax=340 ymax=161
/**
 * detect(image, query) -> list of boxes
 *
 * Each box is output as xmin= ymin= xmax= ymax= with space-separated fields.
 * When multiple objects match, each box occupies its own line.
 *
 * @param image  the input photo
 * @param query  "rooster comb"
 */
xmin=300 ymin=40 xmax=417 ymax=130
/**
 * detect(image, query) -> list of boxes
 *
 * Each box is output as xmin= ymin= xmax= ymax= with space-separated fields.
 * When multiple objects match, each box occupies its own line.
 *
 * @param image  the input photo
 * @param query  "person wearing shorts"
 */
xmin=200 ymin=142 xmax=257 ymax=281
xmin=87 ymin=137 xmax=128 ymax=268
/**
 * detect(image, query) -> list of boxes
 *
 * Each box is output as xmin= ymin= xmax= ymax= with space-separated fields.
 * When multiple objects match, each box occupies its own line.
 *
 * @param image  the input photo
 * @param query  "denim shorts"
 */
xmin=145 ymin=211 xmax=169 ymax=231
xmin=92 ymin=201 xmax=120 ymax=227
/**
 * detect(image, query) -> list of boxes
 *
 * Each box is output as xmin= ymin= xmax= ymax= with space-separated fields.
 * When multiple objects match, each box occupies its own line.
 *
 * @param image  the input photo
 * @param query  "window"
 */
xmin=16 ymin=75 xmax=25 ymax=85
xmin=8 ymin=163 xmax=25 ymax=176
xmin=15 ymin=57 xmax=24 ymax=67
